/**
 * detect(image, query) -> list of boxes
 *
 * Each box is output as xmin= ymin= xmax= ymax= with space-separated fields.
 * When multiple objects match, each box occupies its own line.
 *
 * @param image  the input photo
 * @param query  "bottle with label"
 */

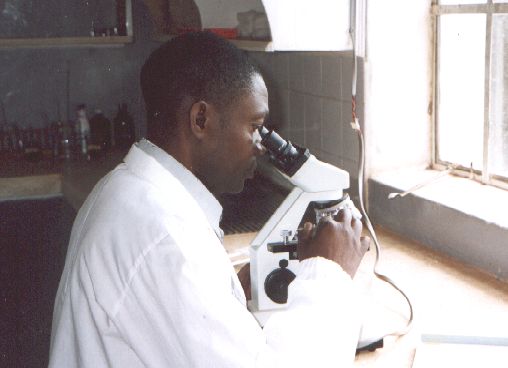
xmin=113 ymin=103 xmax=135 ymax=150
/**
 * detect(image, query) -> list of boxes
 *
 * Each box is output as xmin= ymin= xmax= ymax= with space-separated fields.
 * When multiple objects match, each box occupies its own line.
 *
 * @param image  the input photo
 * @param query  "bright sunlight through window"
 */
xmin=435 ymin=1 xmax=508 ymax=186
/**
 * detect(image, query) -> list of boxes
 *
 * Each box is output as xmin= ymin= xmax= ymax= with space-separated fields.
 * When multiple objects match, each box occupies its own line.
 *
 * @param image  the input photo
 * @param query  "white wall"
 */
xmin=364 ymin=0 xmax=433 ymax=177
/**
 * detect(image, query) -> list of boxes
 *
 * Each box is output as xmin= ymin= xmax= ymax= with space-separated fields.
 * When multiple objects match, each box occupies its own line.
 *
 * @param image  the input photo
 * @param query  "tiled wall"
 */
xmin=249 ymin=51 xmax=363 ymax=196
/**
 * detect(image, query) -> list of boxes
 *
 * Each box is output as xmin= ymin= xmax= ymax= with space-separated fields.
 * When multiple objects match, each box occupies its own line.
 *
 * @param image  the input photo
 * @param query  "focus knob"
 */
xmin=264 ymin=259 xmax=296 ymax=304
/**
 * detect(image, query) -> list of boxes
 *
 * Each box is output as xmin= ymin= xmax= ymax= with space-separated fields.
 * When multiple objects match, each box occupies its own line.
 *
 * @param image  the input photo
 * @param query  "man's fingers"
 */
xmin=335 ymin=207 xmax=352 ymax=224
xmin=298 ymin=222 xmax=314 ymax=242
xmin=360 ymin=236 xmax=371 ymax=252
xmin=352 ymin=217 xmax=363 ymax=238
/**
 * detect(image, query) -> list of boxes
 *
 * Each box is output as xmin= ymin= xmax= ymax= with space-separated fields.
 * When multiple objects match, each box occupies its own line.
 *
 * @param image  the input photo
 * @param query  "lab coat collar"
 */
xmin=133 ymin=139 xmax=223 ymax=238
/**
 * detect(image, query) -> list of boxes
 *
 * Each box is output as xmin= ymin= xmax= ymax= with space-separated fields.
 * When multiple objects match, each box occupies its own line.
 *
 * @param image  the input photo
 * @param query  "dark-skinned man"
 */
xmin=49 ymin=31 xmax=370 ymax=368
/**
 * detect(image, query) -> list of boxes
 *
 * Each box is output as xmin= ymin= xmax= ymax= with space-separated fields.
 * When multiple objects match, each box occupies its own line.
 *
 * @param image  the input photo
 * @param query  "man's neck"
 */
xmin=153 ymin=134 xmax=194 ymax=174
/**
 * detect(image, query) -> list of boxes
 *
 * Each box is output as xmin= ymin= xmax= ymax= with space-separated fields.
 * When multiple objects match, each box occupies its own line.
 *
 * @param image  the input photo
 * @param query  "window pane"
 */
xmin=490 ymin=14 xmax=508 ymax=178
xmin=437 ymin=14 xmax=486 ymax=170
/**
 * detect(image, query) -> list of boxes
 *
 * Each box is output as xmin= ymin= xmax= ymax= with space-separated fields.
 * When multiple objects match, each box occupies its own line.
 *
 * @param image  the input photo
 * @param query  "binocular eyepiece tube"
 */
xmin=258 ymin=126 xmax=310 ymax=177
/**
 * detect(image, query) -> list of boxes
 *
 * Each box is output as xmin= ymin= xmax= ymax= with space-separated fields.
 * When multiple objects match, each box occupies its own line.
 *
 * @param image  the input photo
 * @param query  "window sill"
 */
xmin=368 ymin=168 xmax=508 ymax=281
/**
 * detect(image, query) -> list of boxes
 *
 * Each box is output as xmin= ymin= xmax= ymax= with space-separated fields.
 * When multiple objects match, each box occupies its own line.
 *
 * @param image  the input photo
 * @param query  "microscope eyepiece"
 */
xmin=258 ymin=126 xmax=310 ymax=177
xmin=258 ymin=126 xmax=299 ymax=159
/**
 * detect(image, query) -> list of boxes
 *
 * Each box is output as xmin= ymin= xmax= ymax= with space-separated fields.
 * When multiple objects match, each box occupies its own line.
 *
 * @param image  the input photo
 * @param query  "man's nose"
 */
xmin=255 ymin=141 xmax=267 ymax=156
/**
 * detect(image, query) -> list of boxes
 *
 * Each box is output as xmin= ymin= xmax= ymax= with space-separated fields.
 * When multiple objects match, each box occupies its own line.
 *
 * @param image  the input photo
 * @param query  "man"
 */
xmin=49 ymin=31 xmax=369 ymax=367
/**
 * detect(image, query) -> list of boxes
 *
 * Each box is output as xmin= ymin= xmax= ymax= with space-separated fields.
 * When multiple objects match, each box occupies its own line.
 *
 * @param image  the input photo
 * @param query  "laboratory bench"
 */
xmin=225 ymin=228 xmax=508 ymax=368
xmin=352 ymin=227 xmax=508 ymax=367
xmin=1 ymin=152 xmax=508 ymax=367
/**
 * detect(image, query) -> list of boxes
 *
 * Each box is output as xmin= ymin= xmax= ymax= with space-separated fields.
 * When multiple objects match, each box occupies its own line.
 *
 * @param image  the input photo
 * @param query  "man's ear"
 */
xmin=189 ymin=101 xmax=210 ymax=139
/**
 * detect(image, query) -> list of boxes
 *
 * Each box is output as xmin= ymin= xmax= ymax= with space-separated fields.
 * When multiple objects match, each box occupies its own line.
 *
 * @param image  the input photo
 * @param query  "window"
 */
xmin=434 ymin=0 xmax=508 ymax=189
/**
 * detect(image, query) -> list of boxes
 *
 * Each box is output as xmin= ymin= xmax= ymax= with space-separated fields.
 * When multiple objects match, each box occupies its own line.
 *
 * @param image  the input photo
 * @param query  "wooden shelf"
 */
xmin=0 ymin=36 xmax=133 ymax=49
xmin=153 ymin=34 xmax=273 ymax=52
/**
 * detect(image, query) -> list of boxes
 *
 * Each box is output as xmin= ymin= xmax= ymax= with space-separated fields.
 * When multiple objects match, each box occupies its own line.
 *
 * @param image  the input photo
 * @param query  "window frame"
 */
xmin=432 ymin=0 xmax=508 ymax=191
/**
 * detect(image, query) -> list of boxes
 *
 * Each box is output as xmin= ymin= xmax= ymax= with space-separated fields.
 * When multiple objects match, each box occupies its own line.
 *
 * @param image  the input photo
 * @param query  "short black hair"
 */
xmin=140 ymin=31 xmax=260 ymax=136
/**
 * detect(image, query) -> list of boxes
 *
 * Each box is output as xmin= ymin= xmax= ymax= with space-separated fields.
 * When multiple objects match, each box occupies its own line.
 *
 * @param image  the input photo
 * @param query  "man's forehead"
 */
xmin=237 ymin=90 xmax=269 ymax=117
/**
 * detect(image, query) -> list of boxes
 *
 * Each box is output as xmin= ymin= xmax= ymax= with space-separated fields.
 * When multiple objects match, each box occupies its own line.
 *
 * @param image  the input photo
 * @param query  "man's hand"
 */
xmin=297 ymin=208 xmax=370 ymax=278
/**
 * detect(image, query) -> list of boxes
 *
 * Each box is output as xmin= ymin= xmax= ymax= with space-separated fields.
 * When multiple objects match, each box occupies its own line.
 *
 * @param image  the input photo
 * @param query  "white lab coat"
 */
xmin=49 ymin=143 xmax=361 ymax=368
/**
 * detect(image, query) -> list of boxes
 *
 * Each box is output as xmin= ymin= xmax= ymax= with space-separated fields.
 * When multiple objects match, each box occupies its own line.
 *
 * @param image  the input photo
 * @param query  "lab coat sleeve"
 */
xmin=110 ymin=236 xmax=360 ymax=368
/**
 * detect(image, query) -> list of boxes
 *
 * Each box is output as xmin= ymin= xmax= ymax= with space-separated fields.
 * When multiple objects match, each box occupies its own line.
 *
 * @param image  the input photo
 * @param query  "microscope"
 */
xmin=248 ymin=127 xmax=391 ymax=351
xmin=248 ymin=127 xmax=361 ymax=320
